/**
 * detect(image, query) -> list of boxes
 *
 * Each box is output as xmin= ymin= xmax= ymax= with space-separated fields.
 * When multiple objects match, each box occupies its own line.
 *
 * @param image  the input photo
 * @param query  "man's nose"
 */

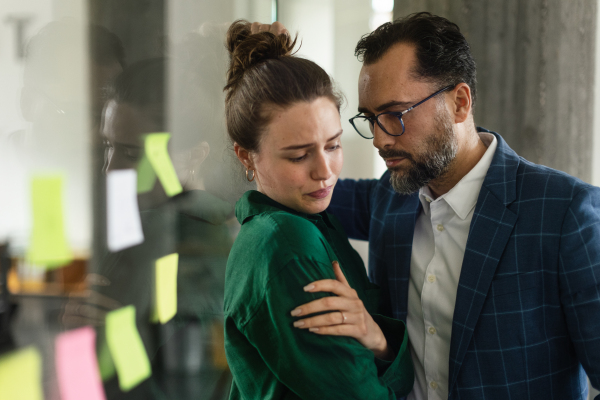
xmin=372 ymin=122 xmax=397 ymax=151
xmin=311 ymin=153 xmax=333 ymax=181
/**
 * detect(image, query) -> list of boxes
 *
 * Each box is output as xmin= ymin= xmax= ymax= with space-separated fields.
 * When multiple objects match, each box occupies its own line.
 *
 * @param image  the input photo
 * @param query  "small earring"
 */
xmin=246 ymin=169 xmax=255 ymax=182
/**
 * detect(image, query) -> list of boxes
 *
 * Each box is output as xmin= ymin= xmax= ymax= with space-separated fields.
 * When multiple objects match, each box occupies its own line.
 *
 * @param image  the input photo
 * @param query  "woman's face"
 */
xmin=246 ymin=97 xmax=343 ymax=214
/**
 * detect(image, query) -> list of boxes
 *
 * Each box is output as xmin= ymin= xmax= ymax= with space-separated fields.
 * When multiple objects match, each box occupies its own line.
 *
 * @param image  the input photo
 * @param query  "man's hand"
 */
xmin=250 ymin=21 xmax=288 ymax=36
xmin=290 ymin=261 xmax=391 ymax=360
xmin=60 ymin=273 xmax=122 ymax=328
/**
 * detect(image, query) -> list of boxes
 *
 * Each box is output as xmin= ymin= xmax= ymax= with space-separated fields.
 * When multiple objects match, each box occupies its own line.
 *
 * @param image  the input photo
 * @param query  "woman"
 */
xmin=223 ymin=20 xmax=413 ymax=399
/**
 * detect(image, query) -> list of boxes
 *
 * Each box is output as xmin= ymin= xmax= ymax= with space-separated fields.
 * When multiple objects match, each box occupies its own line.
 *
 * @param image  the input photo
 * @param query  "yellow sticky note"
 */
xmin=0 ymin=346 xmax=43 ymax=400
xmin=136 ymin=154 xmax=156 ymax=194
xmin=155 ymin=253 xmax=178 ymax=324
xmin=105 ymin=306 xmax=151 ymax=392
xmin=144 ymin=133 xmax=182 ymax=197
xmin=27 ymin=175 xmax=73 ymax=268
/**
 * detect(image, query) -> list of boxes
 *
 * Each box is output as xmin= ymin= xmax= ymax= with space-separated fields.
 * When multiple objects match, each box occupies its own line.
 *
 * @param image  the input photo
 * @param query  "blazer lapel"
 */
xmin=448 ymin=130 xmax=520 ymax=393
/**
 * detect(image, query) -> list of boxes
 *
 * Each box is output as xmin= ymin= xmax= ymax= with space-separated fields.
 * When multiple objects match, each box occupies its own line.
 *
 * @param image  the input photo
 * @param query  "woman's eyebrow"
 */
xmin=279 ymin=130 xmax=343 ymax=151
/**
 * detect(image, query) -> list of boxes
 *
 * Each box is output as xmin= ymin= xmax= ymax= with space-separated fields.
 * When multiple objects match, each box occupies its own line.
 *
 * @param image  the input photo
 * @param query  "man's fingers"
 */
xmin=270 ymin=21 xmax=288 ymax=35
xmin=332 ymin=261 xmax=350 ymax=287
xmin=291 ymin=296 xmax=361 ymax=317
xmin=250 ymin=21 xmax=288 ymax=36
xmin=293 ymin=310 xmax=352 ymax=328
xmin=250 ymin=22 xmax=262 ymax=34
xmin=304 ymin=278 xmax=357 ymax=299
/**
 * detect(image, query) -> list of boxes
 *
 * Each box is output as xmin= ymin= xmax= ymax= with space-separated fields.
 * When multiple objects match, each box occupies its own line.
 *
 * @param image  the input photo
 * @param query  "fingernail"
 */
xmin=290 ymin=308 xmax=302 ymax=316
xmin=303 ymin=284 xmax=315 ymax=291
xmin=293 ymin=321 xmax=304 ymax=327
xmin=309 ymin=327 xmax=319 ymax=332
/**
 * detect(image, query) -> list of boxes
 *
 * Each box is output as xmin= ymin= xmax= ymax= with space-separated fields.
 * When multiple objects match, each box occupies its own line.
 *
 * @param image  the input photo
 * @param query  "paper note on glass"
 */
xmin=26 ymin=175 xmax=73 ymax=268
xmin=0 ymin=346 xmax=43 ymax=400
xmin=106 ymin=305 xmax=151 ymax=392
xmin=107 ymin=169 xmax=144 ymax=252
xmin=155 ymin=253 xmax=178 ymax=324
xmin=56 ymin=326 xmax=106 ymax=400
xmin=144 ymin=133 xmax=183 ymax=197
xmin=136 ymin=154 xmax=157 ymax=194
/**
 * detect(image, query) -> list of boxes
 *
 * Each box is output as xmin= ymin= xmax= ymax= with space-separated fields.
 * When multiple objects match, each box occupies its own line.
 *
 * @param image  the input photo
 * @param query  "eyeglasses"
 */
xmin=349 ymin=85 xmax=454 ymax=139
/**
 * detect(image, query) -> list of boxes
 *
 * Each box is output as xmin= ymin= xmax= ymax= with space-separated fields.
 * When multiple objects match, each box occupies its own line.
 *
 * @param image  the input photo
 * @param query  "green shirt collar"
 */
xmin=236 ymin=190 xmax=334 ymax=228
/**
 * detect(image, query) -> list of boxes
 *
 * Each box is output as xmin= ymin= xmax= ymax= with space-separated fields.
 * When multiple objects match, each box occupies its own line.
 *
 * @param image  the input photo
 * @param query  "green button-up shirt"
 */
xmin=224 ymin=190 xmax=413 ymax=399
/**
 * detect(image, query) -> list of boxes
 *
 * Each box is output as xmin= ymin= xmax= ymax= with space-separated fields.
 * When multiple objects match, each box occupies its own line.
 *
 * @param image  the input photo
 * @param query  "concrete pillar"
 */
xmin=393 ymin=0 xmax=596 ymax=183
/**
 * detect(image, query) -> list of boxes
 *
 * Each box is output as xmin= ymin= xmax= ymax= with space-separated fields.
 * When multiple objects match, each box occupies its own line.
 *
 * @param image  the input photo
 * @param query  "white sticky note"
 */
xmin=107 ymin=169 xmax=144 ymax=252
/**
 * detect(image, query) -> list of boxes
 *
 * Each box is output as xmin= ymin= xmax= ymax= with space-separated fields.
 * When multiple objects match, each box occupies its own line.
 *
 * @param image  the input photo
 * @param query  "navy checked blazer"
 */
xmin=328 ymin=129 xmax=600 ymax=399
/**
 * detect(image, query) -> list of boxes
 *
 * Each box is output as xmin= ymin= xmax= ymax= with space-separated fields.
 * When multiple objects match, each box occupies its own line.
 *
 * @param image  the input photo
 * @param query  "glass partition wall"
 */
xmin=0 ymin=0 xmax=387 ymax=398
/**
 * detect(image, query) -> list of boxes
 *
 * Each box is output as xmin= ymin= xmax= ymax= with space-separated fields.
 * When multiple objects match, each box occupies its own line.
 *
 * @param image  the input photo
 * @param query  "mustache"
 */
xmin=378 ymin=148 xmax=415 ymax=163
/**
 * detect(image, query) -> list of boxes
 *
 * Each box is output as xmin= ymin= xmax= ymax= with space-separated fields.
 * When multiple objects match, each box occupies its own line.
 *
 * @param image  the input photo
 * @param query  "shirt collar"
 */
xmin=235 ymin=190 xmax=334 ymax=227
xmin=418 ymin=132 xmax=497 ymax=220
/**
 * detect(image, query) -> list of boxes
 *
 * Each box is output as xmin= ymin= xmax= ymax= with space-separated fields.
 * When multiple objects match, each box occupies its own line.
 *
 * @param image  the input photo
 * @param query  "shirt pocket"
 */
xmin=491 ymin=271 xmax=540 ymax=297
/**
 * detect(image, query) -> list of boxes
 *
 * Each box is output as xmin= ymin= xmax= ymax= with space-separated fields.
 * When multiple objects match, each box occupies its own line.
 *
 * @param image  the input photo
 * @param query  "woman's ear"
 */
xmin=234 ymin=142 xmax=253 ymax=169
xmin=191 ymin=141 xmax=210 ymax=167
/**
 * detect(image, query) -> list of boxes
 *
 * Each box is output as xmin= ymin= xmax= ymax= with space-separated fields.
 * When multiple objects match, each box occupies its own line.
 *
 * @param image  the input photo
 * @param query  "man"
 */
xmin=255 ymin=11 xmax=600 ymax=400
xmin=330 ymin=12 xmax=600 ymax=400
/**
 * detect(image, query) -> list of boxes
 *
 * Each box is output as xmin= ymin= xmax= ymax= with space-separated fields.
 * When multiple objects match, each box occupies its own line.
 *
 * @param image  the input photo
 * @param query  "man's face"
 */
xmin=358 ymin=42 xmax=458 ymax=194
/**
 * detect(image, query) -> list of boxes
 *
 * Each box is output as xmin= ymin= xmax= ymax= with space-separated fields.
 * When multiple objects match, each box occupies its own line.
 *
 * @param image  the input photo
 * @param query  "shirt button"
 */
xmin=428 ymin=327 xmax=436 ymax=335
xmin=430 ymin=381 xmax=438 ymax=390
xmin=427 ymin=274 xmax=436 ymax=283
xmin=436 ymin=224 xmax=444 ymax=232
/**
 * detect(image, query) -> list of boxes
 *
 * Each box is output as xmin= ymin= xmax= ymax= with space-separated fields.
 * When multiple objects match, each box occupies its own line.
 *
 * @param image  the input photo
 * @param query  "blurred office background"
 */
xmin=0 ymin=0 xmax=598 ymax=398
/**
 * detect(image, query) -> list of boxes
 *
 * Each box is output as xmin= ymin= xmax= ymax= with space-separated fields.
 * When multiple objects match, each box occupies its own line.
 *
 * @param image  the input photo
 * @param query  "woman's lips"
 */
xmin=307 ymin=186 xmax=332 ymax=199
xmin=385 ymin=157 xmax=406 ymax=168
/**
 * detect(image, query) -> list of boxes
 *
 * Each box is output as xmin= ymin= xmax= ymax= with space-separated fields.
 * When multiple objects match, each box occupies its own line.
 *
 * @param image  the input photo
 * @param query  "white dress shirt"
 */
xmin=407 ymin=132 xmax=497 ymax=400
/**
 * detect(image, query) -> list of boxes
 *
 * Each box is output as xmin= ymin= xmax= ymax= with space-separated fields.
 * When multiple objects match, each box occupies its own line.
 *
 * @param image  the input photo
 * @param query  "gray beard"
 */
xmin=388 ymin=110 xmax=458 ymax=195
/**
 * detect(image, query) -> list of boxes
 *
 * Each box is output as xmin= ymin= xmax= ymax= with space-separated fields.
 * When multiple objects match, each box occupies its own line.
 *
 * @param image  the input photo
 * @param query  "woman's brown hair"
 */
xmin=224 ymin=20 xmax=342 ymax=152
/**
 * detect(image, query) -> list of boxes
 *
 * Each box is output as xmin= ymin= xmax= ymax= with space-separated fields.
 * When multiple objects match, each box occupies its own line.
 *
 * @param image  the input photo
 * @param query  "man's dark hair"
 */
xmin=355 ymin=12 xmax=477 ymax=107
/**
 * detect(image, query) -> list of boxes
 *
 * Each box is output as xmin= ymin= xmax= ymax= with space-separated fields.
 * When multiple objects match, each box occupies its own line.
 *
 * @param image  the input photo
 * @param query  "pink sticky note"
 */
xmin=56 ymin=326 xmax=106 ymax=400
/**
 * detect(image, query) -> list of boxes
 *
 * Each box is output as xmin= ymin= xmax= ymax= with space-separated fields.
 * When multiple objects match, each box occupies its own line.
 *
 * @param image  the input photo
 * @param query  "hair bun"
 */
xmin=224 ymin=20 xmax=297 ymax=99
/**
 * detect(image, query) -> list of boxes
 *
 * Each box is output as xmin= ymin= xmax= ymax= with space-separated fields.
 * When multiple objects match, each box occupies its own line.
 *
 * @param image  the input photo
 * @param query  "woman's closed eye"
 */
xmin=289 ymin=153 xmax=307 ymax=163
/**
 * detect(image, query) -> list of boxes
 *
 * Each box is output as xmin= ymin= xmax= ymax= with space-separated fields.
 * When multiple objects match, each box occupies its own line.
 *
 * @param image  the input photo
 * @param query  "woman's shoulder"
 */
xmin=238 ymin=210 xmax=327 ymax=261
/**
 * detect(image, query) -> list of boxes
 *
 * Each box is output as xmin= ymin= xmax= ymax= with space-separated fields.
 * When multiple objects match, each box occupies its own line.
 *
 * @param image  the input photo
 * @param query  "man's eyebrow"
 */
xmin=358 ymin=100 xmax=413 ymax=114
xmin=280 ymin=130 xmax=343 ymax=151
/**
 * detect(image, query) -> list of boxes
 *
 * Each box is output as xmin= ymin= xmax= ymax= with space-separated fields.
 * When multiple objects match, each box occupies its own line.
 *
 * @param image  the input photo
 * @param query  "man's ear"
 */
xmin=190 ymin=141 xmax=210 ymax=168
xmin=234 ymin=142 xmax=253 ymax=169
xmin=450 ymin=83 xmax=472 ymax=124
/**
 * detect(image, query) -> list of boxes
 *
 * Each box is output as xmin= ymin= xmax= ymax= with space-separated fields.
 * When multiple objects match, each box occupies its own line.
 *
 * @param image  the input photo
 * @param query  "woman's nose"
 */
xmin=311 ymin=153 xmax=333 ymax=181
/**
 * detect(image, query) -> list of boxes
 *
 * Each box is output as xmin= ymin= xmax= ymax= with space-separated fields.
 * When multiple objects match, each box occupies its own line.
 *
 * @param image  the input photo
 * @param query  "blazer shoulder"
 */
xmin=515 ymin=157 xmax=595 ymax=200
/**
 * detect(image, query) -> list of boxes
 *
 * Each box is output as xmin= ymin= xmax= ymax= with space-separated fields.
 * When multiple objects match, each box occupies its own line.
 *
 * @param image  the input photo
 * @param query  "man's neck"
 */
xmin=427 ymin=127 xmax=488 ymax=199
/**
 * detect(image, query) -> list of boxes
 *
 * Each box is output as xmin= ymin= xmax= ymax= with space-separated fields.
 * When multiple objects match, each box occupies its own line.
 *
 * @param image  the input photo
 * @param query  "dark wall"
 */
xmin=394 ymin=0 xmax=596 ymax=182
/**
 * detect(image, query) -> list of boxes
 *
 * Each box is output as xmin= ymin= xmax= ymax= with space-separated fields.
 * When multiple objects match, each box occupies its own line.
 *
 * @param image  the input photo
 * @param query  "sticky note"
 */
xmin=144 ymin=133 xmax=182 ymax=197
xmin=27 ymin=175 xmax=73 ymax=268
xmin=0 ymin=346 xmax=43 ymax=400
xmin=107 ymin=170 xmax=144 ymax=252
xmin=97 ymin=340 xmax=116 ymax=382
xmin=105 ymin=305 xmax=151 ymax=391
xmin=155 ymin=253 xmax=179 ymax=324
xmin=56 ymin=326 xmax=106 ymax=400
xmin=136 ymin=154 xmax=156 ymax=194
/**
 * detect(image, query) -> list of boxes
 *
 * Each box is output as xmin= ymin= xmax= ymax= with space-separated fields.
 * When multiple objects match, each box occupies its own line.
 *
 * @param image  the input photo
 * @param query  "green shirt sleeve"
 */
xmin=241 ymin=256 xmax=413 ymax=399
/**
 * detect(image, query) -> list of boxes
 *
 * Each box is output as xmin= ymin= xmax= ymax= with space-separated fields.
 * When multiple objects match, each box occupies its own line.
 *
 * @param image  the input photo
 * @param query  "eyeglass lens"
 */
xmin=352 ymin=113 xmax=405 ymax=139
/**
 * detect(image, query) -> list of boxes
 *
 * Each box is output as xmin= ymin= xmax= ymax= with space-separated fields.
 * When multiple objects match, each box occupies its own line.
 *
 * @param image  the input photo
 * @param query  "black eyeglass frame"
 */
xmin=349 ymin=85 xmax=455 ymax=139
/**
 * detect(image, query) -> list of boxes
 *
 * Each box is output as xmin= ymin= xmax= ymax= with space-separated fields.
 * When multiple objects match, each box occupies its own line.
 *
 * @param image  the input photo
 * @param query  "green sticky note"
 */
xmin=27 ymin=175 xmax=73 ymax=268
xmin=97 ymin=339 xmax=116 ymax=382
xmin=144 ymin=133 xmax=182 ymax=197
xmin=155 ymin=253 xmax=178 ymax=324
xmin=136 ymin=154 xmax=157 ymax=194
xmin=0 ymin=346 xmax=43 ymax=400
xmin=105 ymin=305 xmax=151 ymax=392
